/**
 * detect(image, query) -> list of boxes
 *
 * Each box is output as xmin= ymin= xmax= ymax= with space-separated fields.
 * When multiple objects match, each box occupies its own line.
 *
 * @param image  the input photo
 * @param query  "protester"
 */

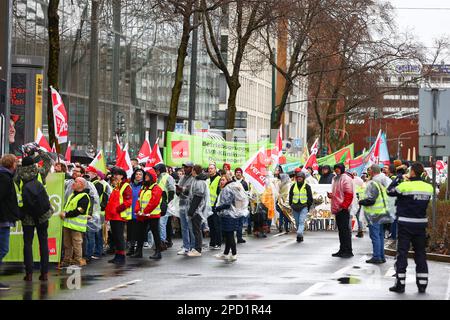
xmin=186 ymin=165 xmax=210 ymax=257
xmin=207 ymin=163 xmax=222 ymax=250
xmin=319 ymin=165 xmax=334 ymax=184
xmin=135 ymin=168 xmax=163 ymax=260
xmin=387 ymin=162 xmax=432 ymax=294
xmin=18 ymin=157 xmax=53 ymax=281
xmin=328 ymin=163 xmax=354 ymax=258
xmin=176 ymin=162 xmax=195 ymax=255
xmin=277 ymin=173 xmax=292 ymax=233
xmin=215 ymin=173 xmax=249 ymax=262
xmin=60 ymin=177 xmax=91 ymax=267
xmin=358 ymin=165 xmax=389 ymax=264
xmin=289 ymin=171 xmax=313 ymax=242
xmin=126 ymin=169 xmax=144 ymax=256
xmin=105 ymin=168 xmax=132 ymax=265
xmin=233 ymin=167 xmax=248 ymax=244
xmin=0 ymin=154 xmax=21 ymax=290
xmin=154 ymin=163 xmax=176 ymax=250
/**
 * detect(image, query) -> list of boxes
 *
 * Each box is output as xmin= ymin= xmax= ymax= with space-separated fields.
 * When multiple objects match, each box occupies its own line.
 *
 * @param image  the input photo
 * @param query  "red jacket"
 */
xmin=105 ymin=181 xmax=132 ymax=222
xmin=135 ymin=183 xmax=163 ymax=220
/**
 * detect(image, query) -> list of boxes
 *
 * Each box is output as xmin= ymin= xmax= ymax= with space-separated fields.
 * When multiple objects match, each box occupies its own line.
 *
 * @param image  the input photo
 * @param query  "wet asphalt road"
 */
xmin=0 ymin=230 xmax=449 ymax=300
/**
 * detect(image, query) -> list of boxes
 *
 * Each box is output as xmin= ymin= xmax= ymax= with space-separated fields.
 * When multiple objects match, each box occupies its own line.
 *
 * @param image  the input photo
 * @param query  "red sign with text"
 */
xmin=171 ymin=140 xmax=189 ymax=159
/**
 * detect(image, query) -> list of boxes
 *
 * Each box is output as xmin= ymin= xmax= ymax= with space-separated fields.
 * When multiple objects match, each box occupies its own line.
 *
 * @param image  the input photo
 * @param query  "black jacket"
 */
xmin=0 ymin=166 xmax=21 ymax=223
xmin=319 ymin=166 xmax=335 ymax=184
xmin=289 ymin=181 xmax=313 ymax=211
xmin=22 ymin=178 xmax=51 ymax=223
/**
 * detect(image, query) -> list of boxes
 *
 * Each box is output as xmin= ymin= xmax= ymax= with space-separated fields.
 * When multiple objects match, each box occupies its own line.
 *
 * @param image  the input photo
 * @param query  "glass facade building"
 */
xmin=11 ymin=0 xmax=219 ymax=161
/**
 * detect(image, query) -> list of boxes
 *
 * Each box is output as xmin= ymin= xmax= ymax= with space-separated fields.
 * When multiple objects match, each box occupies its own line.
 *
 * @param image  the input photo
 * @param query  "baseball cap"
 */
xmin=182 ymin=161 xmax=194 ymax=167
xmin=296 ymin=171 xmax=306 ymax=178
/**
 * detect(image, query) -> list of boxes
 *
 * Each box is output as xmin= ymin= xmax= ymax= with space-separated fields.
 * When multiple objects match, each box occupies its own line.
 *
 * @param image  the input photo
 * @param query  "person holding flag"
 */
xmin=105 ymin=168 xmax=132 ymax=265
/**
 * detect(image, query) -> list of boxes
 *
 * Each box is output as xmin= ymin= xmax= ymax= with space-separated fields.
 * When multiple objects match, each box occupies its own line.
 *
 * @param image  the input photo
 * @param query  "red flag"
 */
xmin=50 ymin=86 xmax=68 ymax=144
xmin=137 ymin=138 xmax=151 ymax=164
xmin=116 ymin=135 xmax=123 ymax=163
xmin=65 ymin=141 xmax=72 ymax=163
xmin=243 ymin=147 xmax=268 ymax=194
xmin=35 ymin=128 xmax=51 ymax=152
xmin=116 ymin=143 xmax=133 ymax=177
xmin=310 ymin=138 xmax=319 ymax=155
xmin=145 ymin=138 xmax=163 ymax=168
xmin=368 ymin=130 xmax=382 ymax=165
xmin=271 ymin=126 xmax=283 ymax=166
xmin=303 ymin=153 xmax=319 ymax=172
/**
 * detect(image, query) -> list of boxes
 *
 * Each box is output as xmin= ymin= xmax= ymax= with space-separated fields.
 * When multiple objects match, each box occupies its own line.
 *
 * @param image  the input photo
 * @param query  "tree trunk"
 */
xmin=271 ymin=82 xmax=292 ymax=130
xmin=47 ymin=0 xmax=60 ymax=153
xmin=88 ymin=0 xmax=100 ymax=150
xmin=166 ymin=13 xmax=191 ymax=145
xmin=226 ymin=80 xmax=240 ymax=130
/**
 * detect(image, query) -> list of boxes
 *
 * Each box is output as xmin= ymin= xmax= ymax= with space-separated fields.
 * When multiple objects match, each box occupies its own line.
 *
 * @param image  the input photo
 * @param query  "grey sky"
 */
xmin=389 ymin=0 xmax=450 ymax=48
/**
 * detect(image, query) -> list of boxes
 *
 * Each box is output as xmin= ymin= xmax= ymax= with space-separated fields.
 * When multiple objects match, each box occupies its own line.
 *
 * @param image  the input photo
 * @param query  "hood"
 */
xmin=321 ymin=165 xmax=332 ymax=175
xmin=334 ymin=163 xmax=346 ymax=174
xmin=145 ymin=168 xmax=158 ymax=184
xmin=18 ymin=164 xmax=39 ymax=182
xmin=0 ymin=166 xmax=14 ymax=177
xmin=196 ymin=172 xmax=208 ymax=181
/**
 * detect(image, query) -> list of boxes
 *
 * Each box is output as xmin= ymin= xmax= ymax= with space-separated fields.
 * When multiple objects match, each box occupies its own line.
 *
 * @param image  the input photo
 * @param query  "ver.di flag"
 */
xmin=50 ymin=86 xmax=68 ymax=144
xmin=35 ymin=127 xmax=51 ymax=152
xmin=310 ymin=138 xmax=319 ymax=155
xmin=137 ymin=138 xmax=151 ymax=164
xmin=116 ymin=134 xmax=123 ymax=163
xmin=145 ymin=137 xmax=163 ymax=168
xmin=65 ymin=141 xmax=72 ymax=163
xmin=243 ymin=147 xmax=268 ymax=194
xmin=116 ymin=143 xmax=133 ymax=178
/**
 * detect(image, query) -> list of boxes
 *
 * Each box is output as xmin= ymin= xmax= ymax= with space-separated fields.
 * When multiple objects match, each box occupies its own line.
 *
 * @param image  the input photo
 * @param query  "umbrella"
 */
xmin=71 ymin=150 xmax=94 ymax=164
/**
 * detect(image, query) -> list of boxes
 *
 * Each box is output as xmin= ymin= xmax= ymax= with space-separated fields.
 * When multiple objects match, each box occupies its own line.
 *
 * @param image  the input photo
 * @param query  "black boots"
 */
xmin=130 ymin=247 xmax=143 ymax=258
xmin=149 ymin=250 xmax=161 ymax=260
xmin=356 ymin=231 xmax=364 ymax=238
xmin=416 ymin=275 xmax=428 ymax=293
xmin=126 ymin=245 xmax=135 ymax=256
xmin=296 ymin=236 xmax=304 ymax=243
xmin=23 ymin=273 xmax=32 ymax=282
xmin=108 ymin=254 xmax=126 ymax=265
xmin=389 ymin=275 xmax=405 ymax=293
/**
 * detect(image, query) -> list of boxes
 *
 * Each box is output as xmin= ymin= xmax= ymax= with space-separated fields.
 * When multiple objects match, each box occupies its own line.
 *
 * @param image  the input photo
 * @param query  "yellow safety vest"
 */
xmin=119 ymin=182 xmax=132 ymax=220
xmin=208 ymin=175 xmax=220 ymax=207
xmin=93 ymin=180 xmax=107 ymax=216
xmin=158 ymin=173 xmax=169 ymax=197
xmin=292 ymin=182 xmax=308 ymax=204
xmin=356 ymin=184 xmax=366 ymax=200
xmin=15 ymin=173 xmax=44 ymax=208
xmin=63 ymin=192 xmax=91 ymax=232
xmin=363 ymin=181 xmax=388 ymax=215
xmin=138 ymin=183 xmax=162 ymax=217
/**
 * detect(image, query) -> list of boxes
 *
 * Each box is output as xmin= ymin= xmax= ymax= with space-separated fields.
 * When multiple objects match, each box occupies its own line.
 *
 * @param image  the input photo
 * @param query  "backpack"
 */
xmin=22 ymin=179 xmax=51 ymax=221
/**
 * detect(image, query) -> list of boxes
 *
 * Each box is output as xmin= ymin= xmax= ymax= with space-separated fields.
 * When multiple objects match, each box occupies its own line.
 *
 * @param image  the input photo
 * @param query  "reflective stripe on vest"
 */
xmin=15 ymin=173 xmax=45 ymax=208
xmin=395 ymin=180 xmax=433 ymax=197
xmin=139 ymin=183 xmax=162 ymax=216
xmin=292 ymin=182 xmax=308 ymax=204
xmin=363 ymin=181 xmax=388 ymax=215
xmin=208 ymin=175 xmax=220 ymax=207
xmin=119 ymin=182 xmax=132 ymax=220
xmin=63 ymin=192 xmax=91 ymax=232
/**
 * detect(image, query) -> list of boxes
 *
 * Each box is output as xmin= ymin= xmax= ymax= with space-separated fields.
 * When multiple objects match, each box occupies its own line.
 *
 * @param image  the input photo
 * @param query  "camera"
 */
xmin=21 ymin=142 xmax=40 ymax=157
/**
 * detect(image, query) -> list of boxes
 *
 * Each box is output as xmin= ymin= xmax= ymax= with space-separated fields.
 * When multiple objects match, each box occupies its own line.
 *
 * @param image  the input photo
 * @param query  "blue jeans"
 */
xmin=179 ymin=209 xmax=194 ymax=251
xmin=369 ymin=223 xmax=385 ymax=260
xmin=159 ymin=214 xmax=169 ymax=241
xmin=0 ymin=227 xmax=10 ymax=264
xmin=293 ymin=207 xmax=308 ymax=236
xmin=86 ymin=229 xmax=103 ymax=257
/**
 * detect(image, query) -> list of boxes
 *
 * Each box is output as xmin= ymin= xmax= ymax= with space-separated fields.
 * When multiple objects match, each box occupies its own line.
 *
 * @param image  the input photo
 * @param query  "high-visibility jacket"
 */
xmin=138 ymin=183 xmax=162 ymax=218
xmin=362 ymin=181 xmax=388 ymax=216
xmin=208 ymin=175 xmax=221 ymax=207
xmin=292 ymin=182 xmax=308 ymax=204
xmin=93 ymin=180 xmax=107 ymax=216
xmin=119 ymin=182 xmax=132 ymax=220
xmin=63 ymin=192 xmax=91 ymax=232
xmin=158 ymin=173 xmax=169 ymax=197
xmin=15 ymin=173 xmax=44 ymax=208
xmin=356 ymin=184 xmax=366 ymax=201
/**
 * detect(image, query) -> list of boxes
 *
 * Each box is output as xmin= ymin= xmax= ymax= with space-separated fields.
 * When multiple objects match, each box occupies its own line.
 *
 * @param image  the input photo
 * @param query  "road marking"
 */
xmin=98 ymin=279 xmax=142 ymax=293
xmin=272 ymin=233 xmax=287 ymax=238
xmin=446 ymin=274 xmax=450 ymax=300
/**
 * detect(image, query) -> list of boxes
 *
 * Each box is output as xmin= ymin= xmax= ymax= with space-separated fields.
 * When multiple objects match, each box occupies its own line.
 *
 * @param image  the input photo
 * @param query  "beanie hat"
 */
xmin=235 ymin=167 xmax=243 ymax=174
xmin=22 ymin=156 xmax=35 ymax=167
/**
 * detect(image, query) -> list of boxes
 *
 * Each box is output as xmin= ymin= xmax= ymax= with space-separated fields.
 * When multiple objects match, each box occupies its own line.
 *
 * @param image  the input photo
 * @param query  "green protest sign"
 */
xmin=165 ymin=131 xmax=272 ymax=169
xmin=3 ymin=173 xmax=65 ymax=263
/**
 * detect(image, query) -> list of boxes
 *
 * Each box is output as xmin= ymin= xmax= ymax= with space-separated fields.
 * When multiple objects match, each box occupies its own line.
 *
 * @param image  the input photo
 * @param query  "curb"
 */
xmin=385 ymin=248 xmax=450 ymax=263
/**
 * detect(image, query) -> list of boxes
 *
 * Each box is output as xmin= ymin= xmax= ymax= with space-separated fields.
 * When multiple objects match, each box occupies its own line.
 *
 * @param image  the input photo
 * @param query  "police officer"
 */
xmin=387 ymin=162 xmax=433 ymax=293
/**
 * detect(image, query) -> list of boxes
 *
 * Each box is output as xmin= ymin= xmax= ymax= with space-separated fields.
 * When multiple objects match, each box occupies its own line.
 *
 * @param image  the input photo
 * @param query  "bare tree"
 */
xmin=201 ymin=0 xmax=279 ymax=129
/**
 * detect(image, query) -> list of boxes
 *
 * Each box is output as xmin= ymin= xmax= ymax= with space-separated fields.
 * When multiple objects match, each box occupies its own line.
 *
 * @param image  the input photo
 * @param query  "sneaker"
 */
xmin=366 ymin=258 xmax=384 ymax=264
xmin=143 ymin=242 xmax=150 ymax=248
xmin=212 ymin=245 xmax=221 ymax=250
xmin=215 ymin=253 xmax=227 ymax=260
xmin=0 ymin=283 xmax=10 ymax=290
xmin=187 ymin=249 xmax=202 ymax=257
xmin=228 ymin=255 xmax=237 ymax=262
xmin=90 ymin=255 xmax=100 ymax=260
xmin=177 ymin=249 xmax=189 ymax=255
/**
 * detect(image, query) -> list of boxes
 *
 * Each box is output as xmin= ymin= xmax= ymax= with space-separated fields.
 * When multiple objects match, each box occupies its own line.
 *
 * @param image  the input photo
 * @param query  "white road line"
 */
xmin=98 ymin=279 xmax=142 ymax=293
xmin=298 ymin=282 xmax=327 ymax=297
xmin=271 ymin=233 xmax=287 ymax=238
xmin=445 ymin=274 xmax=450 ymax=300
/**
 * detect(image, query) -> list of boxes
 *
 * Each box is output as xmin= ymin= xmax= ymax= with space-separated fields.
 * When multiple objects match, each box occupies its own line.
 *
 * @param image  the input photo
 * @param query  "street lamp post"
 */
xmin=396 ymin=130 xmax=418 ymax=160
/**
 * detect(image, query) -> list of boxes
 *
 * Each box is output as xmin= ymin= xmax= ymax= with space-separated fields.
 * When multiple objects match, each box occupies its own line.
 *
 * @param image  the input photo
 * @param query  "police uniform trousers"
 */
xmin=395 ymin=222 xmax=428 ymax=289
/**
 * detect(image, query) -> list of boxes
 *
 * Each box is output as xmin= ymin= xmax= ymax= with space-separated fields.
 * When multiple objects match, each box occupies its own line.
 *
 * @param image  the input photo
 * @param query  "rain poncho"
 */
xmin=216 ymin=181 xmax=249 ymax=218
xmin=177 ymin=173 xmax=195 ymax=217
xmin=277 ymin=174 xmax=292 ymax=212
xmin=188 ymin=173 xmax=213 ymax=222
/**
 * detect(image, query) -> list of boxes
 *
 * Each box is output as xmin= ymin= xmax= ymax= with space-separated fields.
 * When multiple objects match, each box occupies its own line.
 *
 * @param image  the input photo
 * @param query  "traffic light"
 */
xmin=115 ymin=111 xmax=126 ymax=134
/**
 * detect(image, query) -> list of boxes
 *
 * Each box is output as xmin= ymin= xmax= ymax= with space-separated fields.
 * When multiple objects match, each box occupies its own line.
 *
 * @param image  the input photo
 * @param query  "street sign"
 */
xmin=419 ymin=88 xmax=450 ymax=156
xmin=175 ymin=122 xmax=186 ymax=134
xmin=293 ymin=138 xmax=302 ymax=149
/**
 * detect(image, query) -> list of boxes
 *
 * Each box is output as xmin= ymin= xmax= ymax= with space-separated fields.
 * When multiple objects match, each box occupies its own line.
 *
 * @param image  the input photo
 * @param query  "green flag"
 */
xmin=90 ymin=150 xmax=107 ymax=174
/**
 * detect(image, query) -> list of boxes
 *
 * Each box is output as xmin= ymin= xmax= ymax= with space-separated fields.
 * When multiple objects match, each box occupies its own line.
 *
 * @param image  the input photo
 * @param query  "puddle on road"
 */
xmin=337 ymin=277 xmax=361 ymax=284
xmin=226 ymin=293 xmax=263 ymax=300
xmin=353 ymin=266 xmax=361 ymax=269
